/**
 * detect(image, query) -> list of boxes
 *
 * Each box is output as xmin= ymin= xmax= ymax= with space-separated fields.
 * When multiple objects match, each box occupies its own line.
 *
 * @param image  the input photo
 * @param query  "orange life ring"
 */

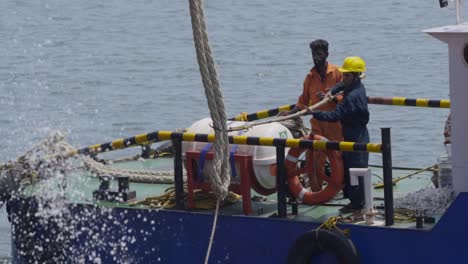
xmin=285 ymin=134 xmax=344 ymax=205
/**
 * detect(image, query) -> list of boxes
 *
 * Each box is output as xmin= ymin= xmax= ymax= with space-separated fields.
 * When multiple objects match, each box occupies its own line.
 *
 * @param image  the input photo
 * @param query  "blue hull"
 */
xmin=10 ymin=193 xmax=468 ymax=263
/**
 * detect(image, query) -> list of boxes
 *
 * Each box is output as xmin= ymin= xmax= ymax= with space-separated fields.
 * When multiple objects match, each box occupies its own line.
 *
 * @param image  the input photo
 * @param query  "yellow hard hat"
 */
xmin=339 ymin=56 xmax=366 ymax=73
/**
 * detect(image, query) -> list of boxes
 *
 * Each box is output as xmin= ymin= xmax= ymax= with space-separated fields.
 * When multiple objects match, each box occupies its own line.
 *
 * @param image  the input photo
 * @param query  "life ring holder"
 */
xmin=285 ymin=134 xmax=344 ymax=205
xmin=286 ymin=229 xmax=360 ymax=264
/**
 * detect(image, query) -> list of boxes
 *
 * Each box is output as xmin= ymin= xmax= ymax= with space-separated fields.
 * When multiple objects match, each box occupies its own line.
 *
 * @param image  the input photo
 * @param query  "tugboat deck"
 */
xmin=22 ymin=158 xmax=438 ymax=230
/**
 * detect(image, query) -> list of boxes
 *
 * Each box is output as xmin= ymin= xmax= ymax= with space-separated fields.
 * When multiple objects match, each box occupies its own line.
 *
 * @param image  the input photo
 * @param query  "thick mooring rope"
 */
xmin=55 ymin=142 xmax=183 ymax=183
xmin=188 ymin=0 xmax=230 ymax=199
xmin=188 ymin=1 xmax=230 ymax=263
xmin=82 ymin=156 xmax=184 ymax=184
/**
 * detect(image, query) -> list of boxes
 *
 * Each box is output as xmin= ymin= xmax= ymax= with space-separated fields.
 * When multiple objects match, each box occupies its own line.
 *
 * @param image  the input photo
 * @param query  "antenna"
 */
xmin=439 ymin=0 xmax=463 ymax=24
xmin=455 ymin=0 xmax=463 ymax=24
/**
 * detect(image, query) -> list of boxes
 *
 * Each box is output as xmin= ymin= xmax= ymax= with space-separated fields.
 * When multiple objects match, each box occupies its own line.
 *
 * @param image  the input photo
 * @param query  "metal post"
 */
xmin=381 ymin=128 xmax=394 ymax=226
xmin=276 ymin=144 xmax=287 ymax=218
xmin=173 ymin=138 xmax=184 ymax=209
xmin=290 ymin=197 xmax=298 ymax=215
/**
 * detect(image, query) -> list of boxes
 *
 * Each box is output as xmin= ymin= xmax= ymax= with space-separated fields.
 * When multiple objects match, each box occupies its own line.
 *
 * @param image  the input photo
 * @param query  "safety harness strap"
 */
xmin=198 ymin=143 xmax=213 ymax=182
xmin=198 ymin=122 xmax=242 ymax=181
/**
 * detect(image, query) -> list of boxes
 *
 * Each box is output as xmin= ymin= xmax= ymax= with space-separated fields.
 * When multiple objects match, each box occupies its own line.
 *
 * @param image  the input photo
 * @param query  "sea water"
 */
xmin=0 ymin=0 xmax=457 ymax=258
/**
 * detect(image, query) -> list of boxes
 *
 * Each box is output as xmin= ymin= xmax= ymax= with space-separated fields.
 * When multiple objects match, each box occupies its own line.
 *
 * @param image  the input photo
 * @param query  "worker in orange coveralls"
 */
xmin=280 ymin=39 xmax=343 ymax=191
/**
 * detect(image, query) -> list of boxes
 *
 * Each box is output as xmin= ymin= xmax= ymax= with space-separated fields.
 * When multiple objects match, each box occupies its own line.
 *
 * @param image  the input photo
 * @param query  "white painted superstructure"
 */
xmin=424 ymin=1 xmax=468 ymax=194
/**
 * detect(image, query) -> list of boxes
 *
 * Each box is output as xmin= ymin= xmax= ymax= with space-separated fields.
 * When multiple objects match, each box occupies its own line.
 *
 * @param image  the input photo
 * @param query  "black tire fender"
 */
xmin=287 ymin=229 xmax=360 ymax=264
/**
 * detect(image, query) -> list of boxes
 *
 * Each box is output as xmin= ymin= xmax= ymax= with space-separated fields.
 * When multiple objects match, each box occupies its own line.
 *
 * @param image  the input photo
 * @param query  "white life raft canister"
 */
xmin=182 ymin=117 xmax=293 ymax=194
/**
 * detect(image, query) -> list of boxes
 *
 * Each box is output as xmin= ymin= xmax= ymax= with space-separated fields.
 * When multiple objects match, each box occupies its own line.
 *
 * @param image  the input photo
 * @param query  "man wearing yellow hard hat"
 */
xmin=312 ymin=56 xmax=370 ymax=214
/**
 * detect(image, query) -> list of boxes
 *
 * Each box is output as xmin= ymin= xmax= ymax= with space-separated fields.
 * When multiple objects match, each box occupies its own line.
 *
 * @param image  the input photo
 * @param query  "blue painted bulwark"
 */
xmin=10 ymin=193 xmax=468 ymax=263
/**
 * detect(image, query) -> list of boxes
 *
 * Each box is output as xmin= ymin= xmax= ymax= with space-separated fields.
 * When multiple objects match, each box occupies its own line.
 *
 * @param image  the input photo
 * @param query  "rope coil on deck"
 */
xmin=129 ymin=187 xmax=240 ymax=210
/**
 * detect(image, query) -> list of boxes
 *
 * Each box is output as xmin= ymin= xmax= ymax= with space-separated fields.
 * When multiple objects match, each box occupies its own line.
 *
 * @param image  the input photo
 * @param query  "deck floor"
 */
xmin=21 ymin=158 xmax=439 ymax=230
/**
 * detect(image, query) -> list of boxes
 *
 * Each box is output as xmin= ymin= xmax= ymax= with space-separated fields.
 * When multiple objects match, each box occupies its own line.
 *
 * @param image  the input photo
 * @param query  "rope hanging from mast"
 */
xmin=188 ymin=0 xmax=230 ymax=199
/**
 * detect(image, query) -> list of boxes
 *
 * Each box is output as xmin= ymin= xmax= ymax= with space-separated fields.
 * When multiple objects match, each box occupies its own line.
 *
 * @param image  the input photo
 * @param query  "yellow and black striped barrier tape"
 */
xmin=367 ymin=96 xmax=450 ymax=108
xmin=229 ymin=96 xmax=450 ymax=122
xmin=78 ymin=131 xmax=382 ymax=155
xmin=229 ymin=104 xmax=295 ymax=122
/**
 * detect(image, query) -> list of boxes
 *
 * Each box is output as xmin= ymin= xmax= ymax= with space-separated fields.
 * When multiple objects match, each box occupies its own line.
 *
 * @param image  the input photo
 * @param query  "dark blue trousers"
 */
xmin=342 ymin=128 xmax=369 ymax=209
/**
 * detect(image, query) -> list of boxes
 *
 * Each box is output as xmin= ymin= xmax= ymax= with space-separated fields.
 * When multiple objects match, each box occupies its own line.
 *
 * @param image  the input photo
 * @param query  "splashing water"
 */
xmin=5 ymin=132 xmax=140 ymax=263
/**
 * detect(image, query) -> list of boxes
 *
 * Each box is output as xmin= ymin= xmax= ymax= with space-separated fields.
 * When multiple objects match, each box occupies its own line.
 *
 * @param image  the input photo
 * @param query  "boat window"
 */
xmin=464 ymin=43 xmax=468 ymax=66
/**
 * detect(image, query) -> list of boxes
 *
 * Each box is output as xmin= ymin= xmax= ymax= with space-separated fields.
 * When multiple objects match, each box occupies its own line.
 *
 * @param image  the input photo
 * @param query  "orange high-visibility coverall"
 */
xmin=296 ymin=63 xmax=343 ymax=191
